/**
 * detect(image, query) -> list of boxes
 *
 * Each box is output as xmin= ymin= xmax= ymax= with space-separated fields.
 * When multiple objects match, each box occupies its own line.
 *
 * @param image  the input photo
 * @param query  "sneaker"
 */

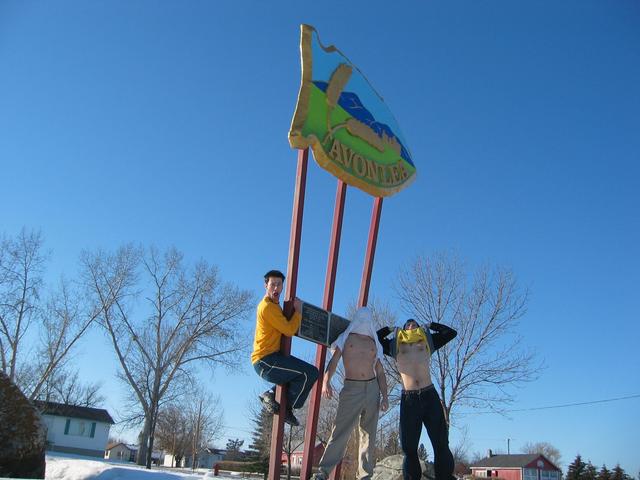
xmin=259 ymin=389 xmax=280 ymax=414
xmin=283 ymin=407 xmax=300 ymax=427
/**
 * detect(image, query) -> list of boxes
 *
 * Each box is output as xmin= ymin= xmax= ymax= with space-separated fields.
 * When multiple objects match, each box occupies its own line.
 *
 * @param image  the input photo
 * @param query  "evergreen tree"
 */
xmin=611 ymin=464 xmax=631 ymax=480
xmin=585 ymin=462 xmax=598 ymax=480
xmin=245 ymin=407 xmax=273 ymax=478
xmin=246 ymin=408 xmax=272 ymax=461
xmin=566 ymin=454 xmax=587 ymax=480
xmin=225 ymin=439 xmax=244 ymax=461
xmin=383 ymin=430 xmax=401 ymax=456
xmin=598 ymin=465 xmax=612 ymax=480
xmin=418 ymin=443 xmax=429 ymax=462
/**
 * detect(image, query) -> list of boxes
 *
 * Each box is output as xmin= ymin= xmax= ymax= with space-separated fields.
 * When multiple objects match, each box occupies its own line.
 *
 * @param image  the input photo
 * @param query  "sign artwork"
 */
xmin=289 ymin=24 xmax=416 ymax=197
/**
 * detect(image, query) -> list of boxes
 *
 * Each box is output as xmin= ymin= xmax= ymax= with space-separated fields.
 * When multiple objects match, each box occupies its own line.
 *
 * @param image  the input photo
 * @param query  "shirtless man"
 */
xmin=312 ymin=307 xmax=389 ymax=480
xmin=377 ymin=319 xmax=457 ymax=480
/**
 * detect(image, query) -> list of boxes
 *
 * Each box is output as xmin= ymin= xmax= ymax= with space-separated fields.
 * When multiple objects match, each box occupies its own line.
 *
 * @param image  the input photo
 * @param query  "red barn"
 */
xmin=281 ymin=443 xmax=325 ymax=470
xmin=470 ymin=454 xmax=561 ymax=480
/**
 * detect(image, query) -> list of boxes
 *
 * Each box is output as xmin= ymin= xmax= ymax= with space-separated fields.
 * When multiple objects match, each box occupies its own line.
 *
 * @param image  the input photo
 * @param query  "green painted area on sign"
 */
xmin=301 ymin=84 xmax=416 ymax=184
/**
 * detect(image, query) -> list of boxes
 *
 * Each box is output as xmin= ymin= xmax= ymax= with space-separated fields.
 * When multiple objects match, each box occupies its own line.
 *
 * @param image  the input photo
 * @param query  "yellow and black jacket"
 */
xmin=376 ymin=322 xmax=457 ymax=359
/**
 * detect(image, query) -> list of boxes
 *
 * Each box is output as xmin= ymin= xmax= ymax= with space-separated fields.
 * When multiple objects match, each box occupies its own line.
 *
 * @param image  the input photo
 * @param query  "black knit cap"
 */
xmin=403 ymin=318 xmax=420 ymax=329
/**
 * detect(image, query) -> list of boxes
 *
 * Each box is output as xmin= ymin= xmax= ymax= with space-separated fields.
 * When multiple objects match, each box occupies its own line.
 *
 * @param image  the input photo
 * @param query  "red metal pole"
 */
xmin=300 ymin=180 xmax=347 ymax=480
xmin=329 ymin=196 xmax=383 ymax=480
xmin=268 ymin=148 xmax=309 ymax=480
xmin=358 ymin=196 xmax=383 ymax=308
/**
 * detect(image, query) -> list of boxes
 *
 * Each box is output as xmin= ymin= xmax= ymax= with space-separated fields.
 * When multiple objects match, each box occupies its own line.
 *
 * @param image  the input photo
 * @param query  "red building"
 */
xmin=281 ymin=443 xmax=325 ymax=470
xmin=470 ymin=454 xmax=561 ymax=480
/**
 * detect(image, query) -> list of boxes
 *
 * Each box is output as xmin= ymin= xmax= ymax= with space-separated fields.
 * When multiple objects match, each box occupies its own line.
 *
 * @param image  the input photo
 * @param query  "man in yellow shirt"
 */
xmin=252 ymin=270 xmax=319 ymax=427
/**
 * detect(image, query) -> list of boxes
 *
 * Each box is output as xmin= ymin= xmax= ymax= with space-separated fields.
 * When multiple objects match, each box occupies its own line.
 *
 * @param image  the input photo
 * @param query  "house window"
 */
xmin=524 ymin=468 xmax=538 ymax=480
xmin=65 ymin=419 xmax=98 ymax=437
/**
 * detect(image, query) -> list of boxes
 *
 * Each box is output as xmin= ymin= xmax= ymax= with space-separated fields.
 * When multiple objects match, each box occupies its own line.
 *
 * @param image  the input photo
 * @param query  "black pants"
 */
xmin=400 ymin=385 xmax=454 ymax=480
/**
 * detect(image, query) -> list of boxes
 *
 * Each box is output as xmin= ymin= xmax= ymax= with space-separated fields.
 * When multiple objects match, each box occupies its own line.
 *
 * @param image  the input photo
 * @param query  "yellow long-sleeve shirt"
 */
xmin=251 ymin=296 xmax=302 ymax=364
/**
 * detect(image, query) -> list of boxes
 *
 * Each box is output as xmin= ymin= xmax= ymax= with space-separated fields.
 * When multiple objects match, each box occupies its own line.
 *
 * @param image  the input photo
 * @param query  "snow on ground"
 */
xmin=45 ymin=453 xmax=217 ymax=480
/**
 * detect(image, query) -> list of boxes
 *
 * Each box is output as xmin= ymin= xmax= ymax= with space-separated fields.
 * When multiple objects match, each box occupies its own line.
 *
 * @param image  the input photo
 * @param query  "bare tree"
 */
xmin=28 ymin=279 xmax=99 ymax=400
xmin=451 ymin=424 xmax=471 ymax=466
xmin=37 ymin=368 xmax=105 ymax=407
xmin=381 ymin=427 xmax=401 ymax=457
xmin=375 ymin=409 xmax=401 ymax=461
xmin=316 ymin=390 xmax=339 ymax=448
xmin=81 ymin=245 xmax=252 ymax=468
xmin=188 ymin=390 xmax=224 ymax=470
xmin=521 ymin=441 xmax=562 ymax=467
xmin=282 ymin=415 xmax=306 ymax=480
xmin=155 ymin=404 xmax=190 ymax=467
xmin=470 ymin=451 xmax=487 ymax=464
xmin=396 ymin=252 xmax=542 ymax=426
xmin=0 ymin=229 xmax=98 ymax=400
xmin=0 ymin=229 xmax=47 ymax=382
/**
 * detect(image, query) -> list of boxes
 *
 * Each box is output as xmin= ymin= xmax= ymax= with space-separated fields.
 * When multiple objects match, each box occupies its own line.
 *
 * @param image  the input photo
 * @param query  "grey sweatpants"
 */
xmin=318 ymin=378 xmax=380 ymax=480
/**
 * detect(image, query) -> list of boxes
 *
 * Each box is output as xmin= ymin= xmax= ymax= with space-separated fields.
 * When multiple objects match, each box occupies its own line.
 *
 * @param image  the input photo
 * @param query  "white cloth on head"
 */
xmin=330 ymin=307 xmax=384 ymax=364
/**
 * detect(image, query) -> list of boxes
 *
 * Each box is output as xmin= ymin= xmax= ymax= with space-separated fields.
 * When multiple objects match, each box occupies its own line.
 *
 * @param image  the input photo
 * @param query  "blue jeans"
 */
xmin=400 ymin=384 xmax=454 ymax=480
xmin=253 ymin=352 xmax=319 ymax=409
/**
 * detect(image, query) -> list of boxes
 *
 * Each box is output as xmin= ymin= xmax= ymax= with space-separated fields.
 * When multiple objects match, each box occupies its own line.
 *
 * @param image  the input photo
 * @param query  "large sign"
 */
xmin=297 ymin=301 xmax=350 ymax=346
xmin=289 ymin=24 xmax=416 ymax=197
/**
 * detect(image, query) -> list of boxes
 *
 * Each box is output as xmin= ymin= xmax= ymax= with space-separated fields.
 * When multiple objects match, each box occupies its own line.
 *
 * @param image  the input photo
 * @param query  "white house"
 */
xmin=105 ymin=442 xmax=137 ymax=462
xmin=34 ymin=400 xmax=115 ymax=458
xmin=164 ymin=448 xmax=225 ymax=469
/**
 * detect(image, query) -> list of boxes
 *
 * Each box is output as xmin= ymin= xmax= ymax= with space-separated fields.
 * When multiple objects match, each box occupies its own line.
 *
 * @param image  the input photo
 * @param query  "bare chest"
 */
xmin=342 ymin=334 xmax=376 ymax=364
xmin=396 ymin=341 xmax=430 ymax=365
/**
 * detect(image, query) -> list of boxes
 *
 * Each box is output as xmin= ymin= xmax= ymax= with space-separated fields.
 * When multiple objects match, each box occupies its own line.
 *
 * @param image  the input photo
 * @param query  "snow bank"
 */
xmin=45 ymin=454 xmax=206 ymax=480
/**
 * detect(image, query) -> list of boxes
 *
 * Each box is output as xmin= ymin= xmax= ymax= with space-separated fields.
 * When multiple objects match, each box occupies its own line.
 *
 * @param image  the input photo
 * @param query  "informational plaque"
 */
xmin=298 ymin=301 xmax=350 ymax=346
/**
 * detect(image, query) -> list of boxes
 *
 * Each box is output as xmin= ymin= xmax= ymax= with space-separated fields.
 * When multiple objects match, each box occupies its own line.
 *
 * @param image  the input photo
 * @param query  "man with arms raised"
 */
xmin=312 ymin=307 xmax=389 ymax=480
xmin=377 ymin=319 xmax=457 ymax=480
xmin=252 ymin=270 xmax=319 ymax=426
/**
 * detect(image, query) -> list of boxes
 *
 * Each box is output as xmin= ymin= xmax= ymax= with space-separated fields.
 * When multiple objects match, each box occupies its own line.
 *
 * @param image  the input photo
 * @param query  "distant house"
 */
xmin=105 ymin=442 xmax=137 ymax=462
xmin=165 ymin=447 xmax=226 ymax=469
xmin=105 ymin=443 xmax=163 ymax=465
xmin=470 ymin=453 xmax=561 ymax=480
xmin=281 ymin=443 xmax=325 ymax=470
xmin=34 ymin=400 xmax=115 ymax=458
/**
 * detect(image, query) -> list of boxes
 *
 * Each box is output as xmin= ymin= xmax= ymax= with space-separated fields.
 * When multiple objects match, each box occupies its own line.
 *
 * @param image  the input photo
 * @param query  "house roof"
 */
xmin=106 ymin=442 xmax=137 ymax=451
xmin=471 ymin=454 xmax=544 ymax=468
xmin=206 ymin=448 xmax=225 ymax=455
xmin=33 ymin=400 xmax=115 ymax=424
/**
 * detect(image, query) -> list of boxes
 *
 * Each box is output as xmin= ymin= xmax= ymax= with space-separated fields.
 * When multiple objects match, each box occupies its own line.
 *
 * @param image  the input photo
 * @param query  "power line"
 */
xmin=458 ymin=393 xmax=640 ymax=416
xmin=220 ymin=424 xmax=254 ymax=434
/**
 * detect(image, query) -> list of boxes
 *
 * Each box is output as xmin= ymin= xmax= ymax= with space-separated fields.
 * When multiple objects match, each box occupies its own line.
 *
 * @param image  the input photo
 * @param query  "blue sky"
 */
xmin=1 ymin=0 xmax=639 ymax=475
